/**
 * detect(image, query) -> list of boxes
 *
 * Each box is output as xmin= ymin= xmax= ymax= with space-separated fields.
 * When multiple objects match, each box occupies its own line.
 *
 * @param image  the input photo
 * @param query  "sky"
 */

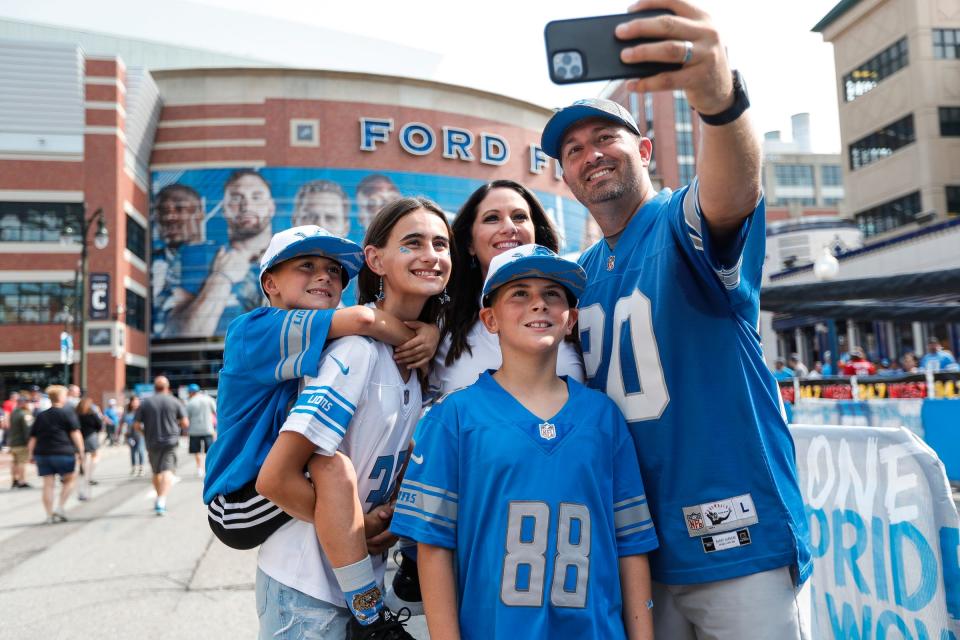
xmin=0 ymin=0 xmax=844 ymax=152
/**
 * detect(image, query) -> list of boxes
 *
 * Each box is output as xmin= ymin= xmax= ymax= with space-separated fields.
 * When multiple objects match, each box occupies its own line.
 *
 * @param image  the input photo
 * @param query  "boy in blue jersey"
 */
xmin=391 ymin=244 xmax=658 ymax=640
xmin=204 ymin=225 xmax=437 ymax=550
xmin=537 ymin=4 xmax=812 ymax=638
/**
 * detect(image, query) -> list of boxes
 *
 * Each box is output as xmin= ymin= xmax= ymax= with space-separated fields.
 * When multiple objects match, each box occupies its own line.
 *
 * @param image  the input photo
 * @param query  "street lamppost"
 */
xmin=63 ymin=207 xmax=109 ymax=392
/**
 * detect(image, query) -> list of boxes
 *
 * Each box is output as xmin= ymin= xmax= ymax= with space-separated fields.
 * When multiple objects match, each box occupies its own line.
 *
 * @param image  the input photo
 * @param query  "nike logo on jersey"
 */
xmin=331 ymin=356 xmax=350 ymax=375
xmin=410 ymin=453 xmax=424 ymax=465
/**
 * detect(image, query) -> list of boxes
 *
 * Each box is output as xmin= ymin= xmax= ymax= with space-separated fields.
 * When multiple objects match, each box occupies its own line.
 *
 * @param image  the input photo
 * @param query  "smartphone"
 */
xmin=544 ymin=10 xmax=682 ymax=85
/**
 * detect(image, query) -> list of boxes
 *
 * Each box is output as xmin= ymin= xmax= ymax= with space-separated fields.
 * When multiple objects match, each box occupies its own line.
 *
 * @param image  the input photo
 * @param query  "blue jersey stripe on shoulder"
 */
xmin=395 ymin=503 xmax=457 ymax=528
xmin=301 ymin=385 xmax=357 ymax=412
xmin=273 ymin=310 xmax=294 ymax=381
xmin=290 ymin=396 xmax=352 ymax=428
xmin=403 ymin=479 xmax=459 ymax=502
xmin=289 ymin=399 xmax=353 ymax=433
xmin=614 ymin=503 xmax=652 ymax=530
xmin=289 ymin=407 xmax=347 ymax=437
xmin=616 ymin=520 xmax=655 ymax=536
xmin=613 ymin=496 xmax=647 ymax=510
xmin=294 ymin=387 xmax=357 ymax=419
xmin=292 ymin=309 xmax=316 ymax=377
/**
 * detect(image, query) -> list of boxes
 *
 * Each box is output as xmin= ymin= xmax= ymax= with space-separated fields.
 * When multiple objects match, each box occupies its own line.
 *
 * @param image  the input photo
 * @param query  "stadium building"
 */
xmin=0 ymin=24 xmax=588 ymax=403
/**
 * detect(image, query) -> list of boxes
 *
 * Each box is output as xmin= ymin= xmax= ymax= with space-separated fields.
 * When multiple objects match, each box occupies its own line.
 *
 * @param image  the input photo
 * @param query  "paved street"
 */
xmin=0 ymin=442 xmax=429 ymax=639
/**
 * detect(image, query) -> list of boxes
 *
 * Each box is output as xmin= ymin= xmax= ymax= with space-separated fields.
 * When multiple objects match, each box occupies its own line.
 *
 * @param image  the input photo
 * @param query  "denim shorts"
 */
xmin=255 ymin=568 xmax=351 ymax=640
xmin=35 ymin=454 xmax=76 ymax=477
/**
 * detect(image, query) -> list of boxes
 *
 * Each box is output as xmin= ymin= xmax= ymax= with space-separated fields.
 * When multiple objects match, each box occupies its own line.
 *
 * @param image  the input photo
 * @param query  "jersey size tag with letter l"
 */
xmin=682 ymin=493 xmax=758 ymax=538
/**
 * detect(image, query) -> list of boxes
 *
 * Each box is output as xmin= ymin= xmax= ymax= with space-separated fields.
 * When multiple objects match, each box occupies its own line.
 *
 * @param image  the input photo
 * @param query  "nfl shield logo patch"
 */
xmin=607 ymin=256 xmax=615 ymax=271
xmin=687 ymin=512 xmax=704 ymax=531
xmin=538 ymin=422 xmax=557 ymax=440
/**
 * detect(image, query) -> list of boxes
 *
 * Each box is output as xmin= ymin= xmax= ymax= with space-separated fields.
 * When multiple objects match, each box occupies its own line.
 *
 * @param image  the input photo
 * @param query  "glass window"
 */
xmin=939 ymin=107 xmax=960 ymax=136
xmin=934 ymin=29 xmax=960 ymax=59
xmin=843 ymin=37 xmax=909 ymax=102
xmin=126 ymin=289 xmax=146 ymax=332
xmin=0 ymin=281 xmax=75 ymax=324
xmin=125 ymin=364 xmax=147 ymax=389
xmin=848 ymin=114 xmax=915 ymax=170
xmin=0 ymin=202 xmax=83 ymax=242
xmin=771 ymin=197 xmax=817 ymax=207
xmin=821 ymin=165 xmax=843 ymax=186
xmin=774 ymin=164 xmax=815 ymax=187
xmin=126 ymin=214 xmax=146 ymax=260
xmin=947 ymin=186 xmax=960 ymax=217
xmin=854 ymin=191 xmax=922 ymax=238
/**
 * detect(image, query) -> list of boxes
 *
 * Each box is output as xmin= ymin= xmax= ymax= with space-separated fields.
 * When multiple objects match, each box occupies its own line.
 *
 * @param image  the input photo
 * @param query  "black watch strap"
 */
xmin=698 ymin=70 xmax=750 ymax=127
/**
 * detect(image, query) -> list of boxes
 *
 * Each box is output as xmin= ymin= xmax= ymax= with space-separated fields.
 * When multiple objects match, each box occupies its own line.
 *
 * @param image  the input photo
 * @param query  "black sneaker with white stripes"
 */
xmin=344 ymin=607 xmax=414 ymax=640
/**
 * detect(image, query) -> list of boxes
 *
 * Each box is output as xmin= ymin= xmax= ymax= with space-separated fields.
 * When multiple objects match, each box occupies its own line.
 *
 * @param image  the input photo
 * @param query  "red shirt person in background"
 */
xmin=842 ymin=346 xmax=877 ymax=376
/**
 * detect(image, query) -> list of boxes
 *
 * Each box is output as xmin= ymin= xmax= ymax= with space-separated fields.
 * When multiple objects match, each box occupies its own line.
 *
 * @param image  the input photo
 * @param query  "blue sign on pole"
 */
xmin=59 ymin=331 xmax=74 ymax=364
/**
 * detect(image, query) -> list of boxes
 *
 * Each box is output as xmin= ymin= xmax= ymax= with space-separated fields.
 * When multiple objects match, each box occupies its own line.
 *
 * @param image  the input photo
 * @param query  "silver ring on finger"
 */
xmin=681 ymin=40 xmax=694 ymax=65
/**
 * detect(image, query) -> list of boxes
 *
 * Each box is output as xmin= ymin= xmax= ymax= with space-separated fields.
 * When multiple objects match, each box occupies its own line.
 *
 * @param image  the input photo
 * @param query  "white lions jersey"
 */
xmin=258 ymin=334 xmax=421 ymax=604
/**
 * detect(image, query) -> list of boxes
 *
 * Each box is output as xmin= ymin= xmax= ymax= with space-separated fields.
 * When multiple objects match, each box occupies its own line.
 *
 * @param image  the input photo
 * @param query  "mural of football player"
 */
xmin=355 ymin=174 xmax=401 ymax=230
xmin=152 ymin=184 xmax=205 ymax=336
xmin=292 ymin=180 xmax=350 ymax=237
xmin=164 ymin=170 xmax=275 ymax=337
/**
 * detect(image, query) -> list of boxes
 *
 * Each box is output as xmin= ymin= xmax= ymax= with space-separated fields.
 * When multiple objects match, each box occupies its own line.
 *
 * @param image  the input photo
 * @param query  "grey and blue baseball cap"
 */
xmin=481 ymin=244 xmax=586 ymax=307
xmin=187 ymin=383 xmax=200 ymax=393
xmin=541 ymin=98 xmax=642 ymax=160
xmin=259 ymin=225 xmax=364 ymax=297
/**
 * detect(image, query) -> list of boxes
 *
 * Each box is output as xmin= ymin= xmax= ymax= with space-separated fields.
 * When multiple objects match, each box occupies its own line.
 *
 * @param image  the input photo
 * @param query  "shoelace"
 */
xmin=375 ymin=607 xmax=412 ymax=639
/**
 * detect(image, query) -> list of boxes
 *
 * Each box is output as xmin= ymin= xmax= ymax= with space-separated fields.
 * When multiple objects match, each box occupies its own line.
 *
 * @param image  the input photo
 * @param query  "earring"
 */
xmin=470 ymin=255 xmax=478 ymax=268
xmin=376 ymin=277 xmax=385 ymax=302
xmin=439 ymin=287 xmax=451 ymax=305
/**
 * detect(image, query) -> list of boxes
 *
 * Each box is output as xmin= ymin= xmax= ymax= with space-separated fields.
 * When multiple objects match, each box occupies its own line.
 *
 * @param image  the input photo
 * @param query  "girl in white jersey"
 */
xmin=387 ymin=180 xmax=585 ymax=614
xmin=257 ymin=197 xmax=453 ymax=640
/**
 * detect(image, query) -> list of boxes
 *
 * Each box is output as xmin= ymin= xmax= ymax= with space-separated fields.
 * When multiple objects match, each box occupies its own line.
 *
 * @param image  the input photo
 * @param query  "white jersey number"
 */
xmin=500 ymin=501 xmax=591 ymax=609
xmin=579 ymin=289 xmax=669 ymax=422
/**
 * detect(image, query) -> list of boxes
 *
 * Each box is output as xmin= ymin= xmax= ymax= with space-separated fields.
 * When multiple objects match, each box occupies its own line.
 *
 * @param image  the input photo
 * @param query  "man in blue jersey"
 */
xmin=539 ymin=2 xmax=812 ymax=638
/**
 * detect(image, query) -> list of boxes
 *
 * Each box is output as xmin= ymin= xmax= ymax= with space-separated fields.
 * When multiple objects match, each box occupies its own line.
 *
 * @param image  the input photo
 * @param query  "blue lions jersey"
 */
xmin=576 ymin=182 xmax=811 ymax=585
xmin=391 ymin=373 xmax=658 ymax=639
xmin=203 ymin=307 xmax=333 ymax=504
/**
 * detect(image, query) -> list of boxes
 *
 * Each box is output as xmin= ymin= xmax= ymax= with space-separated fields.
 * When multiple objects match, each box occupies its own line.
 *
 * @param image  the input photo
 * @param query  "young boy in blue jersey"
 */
xmin=204 ymin=225 xmax=437 ymax=549
xmin=390 ymin=244 xmax=658 ymax=640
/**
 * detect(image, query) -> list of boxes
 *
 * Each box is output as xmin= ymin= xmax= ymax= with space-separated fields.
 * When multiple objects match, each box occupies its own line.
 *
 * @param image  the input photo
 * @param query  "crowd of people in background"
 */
xmin=771 ymin=336 xmax=959 ymax=380
xmin=0 ymin=380 xmax=216 ymax=522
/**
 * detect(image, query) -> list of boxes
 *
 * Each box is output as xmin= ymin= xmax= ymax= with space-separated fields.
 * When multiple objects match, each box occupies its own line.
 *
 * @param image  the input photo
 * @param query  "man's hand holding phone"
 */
xmin=614 ymin=0 xmax=734 ymax=116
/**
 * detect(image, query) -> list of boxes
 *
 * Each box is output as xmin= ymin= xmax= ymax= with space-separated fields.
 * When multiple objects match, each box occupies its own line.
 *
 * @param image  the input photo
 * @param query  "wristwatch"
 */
xmin=698 ymin=70 xmax=750 ymax=126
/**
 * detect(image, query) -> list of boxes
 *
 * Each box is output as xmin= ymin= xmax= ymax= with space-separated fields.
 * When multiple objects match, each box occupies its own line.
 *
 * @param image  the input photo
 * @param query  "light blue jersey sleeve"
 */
xmin=610 ymin=406 xmax=659 ymax=557
xmin=280 ymin=336 xmax=376 ymax=455
xmin=390 ymin=402 xmax=460 ymax=549
xmin=231 ymin=308 xmax=334 ymax=384
xmin=673 ymin=178 xmax=766 ymax=317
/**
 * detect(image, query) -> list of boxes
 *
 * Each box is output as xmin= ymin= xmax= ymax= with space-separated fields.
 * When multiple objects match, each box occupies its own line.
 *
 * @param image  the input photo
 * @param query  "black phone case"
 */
xmin=544 ymin=10 xmax=682 ymax=85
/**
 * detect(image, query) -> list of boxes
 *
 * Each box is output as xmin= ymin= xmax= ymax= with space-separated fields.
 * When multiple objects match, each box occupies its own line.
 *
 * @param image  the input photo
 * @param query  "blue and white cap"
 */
xmin=481 ymin=244 xmax=586 ymax=307
xmin=540 ymin=97 xmax=642 ymax=160
xmin=259 ymin=225 xmax=364 ymax=297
